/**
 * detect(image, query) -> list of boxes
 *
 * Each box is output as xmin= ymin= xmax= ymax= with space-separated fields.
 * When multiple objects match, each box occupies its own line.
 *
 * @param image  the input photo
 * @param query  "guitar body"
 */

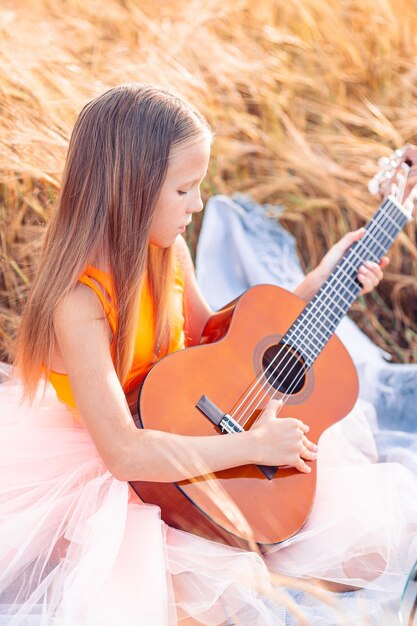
xmin=130 ymin=284 xmax=359 ymax=550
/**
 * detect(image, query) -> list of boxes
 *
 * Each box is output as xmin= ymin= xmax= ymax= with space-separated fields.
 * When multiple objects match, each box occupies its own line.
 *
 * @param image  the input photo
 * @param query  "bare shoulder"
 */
xmin=54 ymin=283 xmax=107 ymax=327
xmin=53 ymin=283 xmax=112 ymax=372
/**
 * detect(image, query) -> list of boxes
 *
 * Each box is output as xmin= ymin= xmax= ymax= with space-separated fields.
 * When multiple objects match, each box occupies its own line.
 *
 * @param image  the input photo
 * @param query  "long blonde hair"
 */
xmin=15 ymin=83 xmax=212 ymax=402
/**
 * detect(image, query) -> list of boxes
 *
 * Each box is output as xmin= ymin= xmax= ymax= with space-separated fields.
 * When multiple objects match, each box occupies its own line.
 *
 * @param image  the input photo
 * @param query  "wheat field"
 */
xmin=1 ymin=0 xmax=417 ymax=362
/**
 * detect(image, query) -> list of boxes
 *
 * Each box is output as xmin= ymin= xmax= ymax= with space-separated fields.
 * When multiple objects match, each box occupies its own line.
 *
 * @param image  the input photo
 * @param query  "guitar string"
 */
xmin=230 ymin=203 xmax=401 ymax=431
xmin=233 ymin=200 xmax=408 ymax=429
xmin=227 ymin=201 xmax=400 ymax=427
xmin=232 ymin=200 xmax=405 ymax=427
xmin=228 ymin=199 xmax=406 ymax=429
xmin=276 ymin=166 xmax=417 ymax=400
xmin=270 ymin=200 xmax=407 ymax=424
xmin=231 ymin=235 xmax=395 ymax=427
xmin=222 ymin=161 xmax=414 ymax=436
xmin=276 ymin=206 xmax=398 ymax=370
xmin=228 ymin=204 xmax=397 ymax=425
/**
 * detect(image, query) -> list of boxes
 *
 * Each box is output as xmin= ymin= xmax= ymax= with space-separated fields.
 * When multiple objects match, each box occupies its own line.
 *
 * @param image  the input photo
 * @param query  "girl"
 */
xmin=1 ymin=83 xmax=416 ymax=625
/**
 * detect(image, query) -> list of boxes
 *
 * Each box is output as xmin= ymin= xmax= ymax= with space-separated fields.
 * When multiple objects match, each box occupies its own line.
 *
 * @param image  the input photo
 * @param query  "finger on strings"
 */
xmin=298 ymin=421 xmax=310 ymax=433
xmin=357 ymin=267 xmax=375 ymax=292
xmin=364 ymin=261 xmax=383 ymax=281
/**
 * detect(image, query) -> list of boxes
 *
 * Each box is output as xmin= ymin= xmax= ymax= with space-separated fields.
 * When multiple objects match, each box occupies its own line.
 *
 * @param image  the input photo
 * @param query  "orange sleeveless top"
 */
xmin=48 ymin=262 xmax=186 ymax=410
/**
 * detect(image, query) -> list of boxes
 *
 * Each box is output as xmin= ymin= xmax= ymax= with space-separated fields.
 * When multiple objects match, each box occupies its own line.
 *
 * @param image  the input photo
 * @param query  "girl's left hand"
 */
xmin=316 ymin=228 xmax=390 ymax=295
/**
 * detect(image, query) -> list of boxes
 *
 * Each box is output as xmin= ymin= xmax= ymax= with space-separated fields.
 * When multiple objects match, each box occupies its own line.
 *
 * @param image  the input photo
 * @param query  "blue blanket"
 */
xmin=195 ymin=193 xmax=417 ymax=625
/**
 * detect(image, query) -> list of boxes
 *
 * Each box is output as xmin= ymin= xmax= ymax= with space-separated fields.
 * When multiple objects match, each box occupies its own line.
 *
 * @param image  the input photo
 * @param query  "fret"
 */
xmin=373 ymin=199 xmax=407 ymax=230
xmin=383 ymin=198 xmax=402 ymax=218
xmin=301 ymin=311 xmax=329 ymax=341
xmin=327 ymin=275 xmax=358 ymax=305
xmin=382 ymin=205 xmax=408 ymax=230
xmin=300 ymin=341 xmax=324 ymax=363
xmin=383 ymin=207 xmax=402 ymax=229
xmin=366 ymin=221 xmax=396 ymax=250
xmin=285 ymin=321 xmax=333 ymax=362
xmin=363 ymin=228 xmax=394 ymax=255
xmin=297 ymin=343 xmax=317 ymax=362
xmin=348 ymin=245 xmax=378 ymax=271
xmin=281 ymin=326 xmax=329 ymax=357
xmin=355 ymin=239 xmax=382 ymax=263
xmin=319 ymin=296 xmax=348 ymax=317
xmin=311 ymin=307 xmax=340 ymax=329
xmin=333 ymin=259 xmax=357 ymax=281
xmin=340 ymin=256 xmax=360 ymax=275
xmin=291 ymin=291 xmax=348 ymax=337
xmin=288 ymin=321 xmax=330 ymax=347
xmin=318 ymin=309 xmax=346 ymax=338
xmin=297 ymin=341 xmax=320 ymax=362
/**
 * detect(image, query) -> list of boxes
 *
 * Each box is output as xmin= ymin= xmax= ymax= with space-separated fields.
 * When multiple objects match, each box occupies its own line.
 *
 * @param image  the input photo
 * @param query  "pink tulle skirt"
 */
xmin=1 ymin=372 xmax=417 ymax=625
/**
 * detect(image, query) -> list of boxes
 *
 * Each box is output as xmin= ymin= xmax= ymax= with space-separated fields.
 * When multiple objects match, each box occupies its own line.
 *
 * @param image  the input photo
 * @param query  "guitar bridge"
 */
xmin=196 ymin=395 xmax=278 ymax=480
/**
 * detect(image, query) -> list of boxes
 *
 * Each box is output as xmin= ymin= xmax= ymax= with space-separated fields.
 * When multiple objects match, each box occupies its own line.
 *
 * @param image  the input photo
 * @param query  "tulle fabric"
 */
xmin=1 ymin=372 xmax=417 ymax=625
xmin=266 ymin=403 xmax=417 ymax=592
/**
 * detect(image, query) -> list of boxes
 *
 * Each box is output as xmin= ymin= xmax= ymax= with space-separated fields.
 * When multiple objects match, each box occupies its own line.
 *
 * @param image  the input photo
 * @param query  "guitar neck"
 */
xmin=282 ymin=197 xmax=411 ymax=367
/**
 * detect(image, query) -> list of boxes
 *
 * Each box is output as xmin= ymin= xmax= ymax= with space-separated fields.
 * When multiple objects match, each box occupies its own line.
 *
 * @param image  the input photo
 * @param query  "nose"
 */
xmin=189 ymin=190 xmax=204 ymax=214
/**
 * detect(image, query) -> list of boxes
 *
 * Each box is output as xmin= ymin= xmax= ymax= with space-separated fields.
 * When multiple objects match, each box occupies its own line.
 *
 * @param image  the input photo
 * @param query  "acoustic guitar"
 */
xmin=129 ymin=145 xmax=417 ymax=550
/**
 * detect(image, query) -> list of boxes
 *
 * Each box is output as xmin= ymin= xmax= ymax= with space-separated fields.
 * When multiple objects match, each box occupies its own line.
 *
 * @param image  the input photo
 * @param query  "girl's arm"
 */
xmin=53 ymin=283 xmax=316 ymax=483
xmin=176 ymin=229 xmax=387 ymax=323
xmin=293 ymin=228 xmax=388 ymax=302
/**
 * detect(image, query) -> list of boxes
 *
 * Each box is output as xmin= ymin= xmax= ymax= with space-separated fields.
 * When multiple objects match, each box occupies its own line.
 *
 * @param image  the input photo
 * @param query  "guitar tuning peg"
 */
xmin=368 ymin=177 xmax=380 ymax=195
xmin=378 ymin=156 xmax=391 ymax=168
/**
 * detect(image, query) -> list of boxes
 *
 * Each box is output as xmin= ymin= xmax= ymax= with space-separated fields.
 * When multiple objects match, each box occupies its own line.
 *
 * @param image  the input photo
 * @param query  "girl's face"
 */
xmin=149 ymin=136 xmax=211 ymax=248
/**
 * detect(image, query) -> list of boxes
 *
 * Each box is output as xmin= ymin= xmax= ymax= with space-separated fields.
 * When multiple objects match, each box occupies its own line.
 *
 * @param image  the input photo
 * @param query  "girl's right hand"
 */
xmin=250 ymin=399 xmax=318 ymax=473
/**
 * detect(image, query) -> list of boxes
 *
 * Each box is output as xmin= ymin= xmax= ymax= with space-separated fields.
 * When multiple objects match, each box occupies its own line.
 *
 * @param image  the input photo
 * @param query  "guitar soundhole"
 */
xmin=262 ymin=343 xmax=306 ymax=394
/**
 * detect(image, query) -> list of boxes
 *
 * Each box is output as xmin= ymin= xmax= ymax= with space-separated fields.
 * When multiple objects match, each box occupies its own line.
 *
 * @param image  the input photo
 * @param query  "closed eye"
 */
xmin=177 ymin=190 xmax=187 ymax=196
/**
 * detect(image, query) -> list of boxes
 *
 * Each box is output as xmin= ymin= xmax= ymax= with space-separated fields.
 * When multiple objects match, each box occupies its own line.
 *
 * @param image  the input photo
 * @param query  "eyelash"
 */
xmin=177 ymin=190 xmax=188 ymax=196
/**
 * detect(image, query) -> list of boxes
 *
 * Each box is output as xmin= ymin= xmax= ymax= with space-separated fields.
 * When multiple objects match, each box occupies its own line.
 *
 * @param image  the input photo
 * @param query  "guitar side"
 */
xmin=130 ymin=284 xmax=358 ymax=549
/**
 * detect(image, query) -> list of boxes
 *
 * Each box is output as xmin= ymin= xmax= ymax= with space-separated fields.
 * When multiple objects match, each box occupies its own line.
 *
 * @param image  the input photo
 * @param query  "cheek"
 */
xmin=151 ymin=196 xmax=167 ymax=225
xmin=160 ymin=197 xmax=181 ymax=224
xmin=156 ymin=205 xmax=174 ymax=229
xmin=149 ymin=203 xmax=175 ymax=240
xmin=151 ymin=188 xmax=183 ymax=233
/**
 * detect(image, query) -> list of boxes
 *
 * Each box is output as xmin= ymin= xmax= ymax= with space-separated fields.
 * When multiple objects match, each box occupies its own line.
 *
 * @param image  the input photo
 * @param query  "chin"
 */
xmin=149 ymin=235 xmax=177 ymax=249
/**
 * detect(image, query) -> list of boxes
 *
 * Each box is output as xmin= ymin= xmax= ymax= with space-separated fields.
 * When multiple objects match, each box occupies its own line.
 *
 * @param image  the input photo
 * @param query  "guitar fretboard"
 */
xmin=281 ymin=197 xmax=410 ymax=368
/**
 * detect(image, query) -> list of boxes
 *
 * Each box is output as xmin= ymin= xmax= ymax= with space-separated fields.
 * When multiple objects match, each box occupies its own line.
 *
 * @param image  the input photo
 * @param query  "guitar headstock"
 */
xmin=368 ymin=144 xmax=417 ymax=217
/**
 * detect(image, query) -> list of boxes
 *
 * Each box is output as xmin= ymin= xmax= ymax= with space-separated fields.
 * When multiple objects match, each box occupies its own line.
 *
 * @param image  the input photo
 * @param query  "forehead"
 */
xmin=167 ymin=138 xmax=211 ymax=180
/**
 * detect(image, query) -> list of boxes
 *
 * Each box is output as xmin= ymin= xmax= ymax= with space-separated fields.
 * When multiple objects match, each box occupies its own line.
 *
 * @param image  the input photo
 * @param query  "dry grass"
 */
xmin=1 ymin=0 xmax=417 ymax=362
